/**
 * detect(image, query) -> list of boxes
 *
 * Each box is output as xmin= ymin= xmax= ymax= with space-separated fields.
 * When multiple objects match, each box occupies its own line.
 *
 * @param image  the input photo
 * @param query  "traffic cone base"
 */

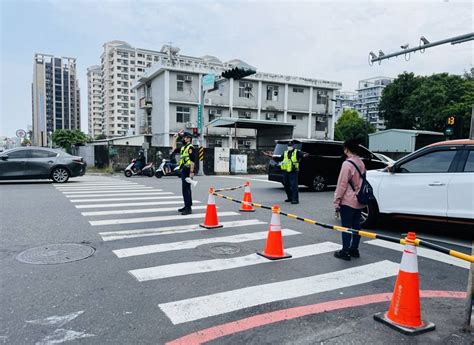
xmin=256 ymin=251 xmax=292 ymax=260
xmin=199 ymin=223 xmax=223 ymax=229
xmin=373 ymin=312 xmax=435 ymax=336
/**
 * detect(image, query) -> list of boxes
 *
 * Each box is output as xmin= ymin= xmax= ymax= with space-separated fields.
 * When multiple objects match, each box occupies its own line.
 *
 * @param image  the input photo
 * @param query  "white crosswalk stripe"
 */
xmin=366 ymin=239 xmax=470 ymax=269
xmin=75 ymin=200 xmax=201 ymax=209
xmin=67 ymin=192 xmax=172 ymax=198
xmin=130 ymin=242 xmax=340 ymax=282
xmin=99 ymin=219 xmax=265 ymax=241
xmin=62 ymin=189 xmax=163 ymax=195
xmin=54 ymin=182 xmax=137 ymax=187
xmin=113 ymin=229 xmax=299 ymax=258
xmin=82 ymin=205 xmax=208 ymax=216
xmin=56 ymin=186 xmax=153 ymax=191
xmin=158 ymin=260 xmax=400 ymax=324
xmin=90 ymin=211 xmax=239 ymax=226
xmin=71 ymin=196 xmax=183 ymax=203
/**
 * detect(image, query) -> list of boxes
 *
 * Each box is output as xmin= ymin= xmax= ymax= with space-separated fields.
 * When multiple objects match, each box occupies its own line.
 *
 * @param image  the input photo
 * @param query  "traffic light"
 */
xmin=192 ymin=127 xmax=199 ymax=137
xmin=444 ymin=115 xmax=463 ymax=138
xmin=221 ymin=61 xmax=257 ymax=80
xmin=447 ymin=116 xmax=455 ymax=126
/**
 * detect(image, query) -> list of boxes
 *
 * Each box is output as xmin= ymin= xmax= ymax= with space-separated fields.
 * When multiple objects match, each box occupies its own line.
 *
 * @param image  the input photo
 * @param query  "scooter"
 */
xmin=124 ymin=159 xmax=155 ymax=177
xmin=155 ymin=159 xmax=181 ymax=178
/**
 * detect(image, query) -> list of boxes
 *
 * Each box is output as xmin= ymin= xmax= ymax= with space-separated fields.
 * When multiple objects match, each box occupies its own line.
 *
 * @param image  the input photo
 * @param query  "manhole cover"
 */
xmin=209 ymin=244 xmax=241 ymax=255
xmin=16 ymin=243 xmax=95 ymax=265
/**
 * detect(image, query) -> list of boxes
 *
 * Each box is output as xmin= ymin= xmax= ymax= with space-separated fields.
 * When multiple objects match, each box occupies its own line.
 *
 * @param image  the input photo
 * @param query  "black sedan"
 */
xmin=0 ymin=147 xmax=87 ymax=183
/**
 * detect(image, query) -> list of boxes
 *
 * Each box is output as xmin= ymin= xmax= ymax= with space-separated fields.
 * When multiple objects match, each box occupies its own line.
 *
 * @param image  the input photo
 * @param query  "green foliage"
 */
xmin=95 ymin=133 xmax=107 ymax=140
xmin=334 ymin=109 xmax=376 ymax=146
xmin=52 ymin=129 xmax=88 ymax=152
xmin=21 ymin=138 xmax=32 ymax=146
xmin=379 ymin=71 xmax=474 ymax=138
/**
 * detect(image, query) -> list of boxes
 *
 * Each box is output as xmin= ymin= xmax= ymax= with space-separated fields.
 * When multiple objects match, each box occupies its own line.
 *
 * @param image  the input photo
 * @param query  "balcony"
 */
xmin=139 ymin=97 xmax=152 ymax=109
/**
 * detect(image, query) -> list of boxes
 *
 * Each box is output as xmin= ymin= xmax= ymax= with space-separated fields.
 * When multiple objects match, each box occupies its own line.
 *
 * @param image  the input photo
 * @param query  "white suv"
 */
xmin=362 ymin=139 xmax=474 ymax=227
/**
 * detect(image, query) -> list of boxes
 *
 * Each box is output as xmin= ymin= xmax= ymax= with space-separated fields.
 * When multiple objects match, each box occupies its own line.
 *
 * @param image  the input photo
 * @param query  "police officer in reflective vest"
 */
xmin=172 ymin=131 xmax=196 ymax=215
xmin=272 ymin=141 xmax=308 ymax=204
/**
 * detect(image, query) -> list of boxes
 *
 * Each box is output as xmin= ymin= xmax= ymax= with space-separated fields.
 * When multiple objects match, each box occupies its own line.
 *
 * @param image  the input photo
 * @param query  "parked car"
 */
xmin=363 ymin=139 xmax=474 ymax=227
xmin=0 ymin=147 xmax=87 ymax=183
xmin=268 ymin=139 xmax=388 ymax=191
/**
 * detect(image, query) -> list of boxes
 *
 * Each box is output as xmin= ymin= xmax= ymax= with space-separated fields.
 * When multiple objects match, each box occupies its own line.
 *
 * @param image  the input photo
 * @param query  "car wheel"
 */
xmin=51 ymin=167 xmax=70 ymax=183
xmin=308 ymin=174 xmax=327 ymax=192
xmin=361 ymin=200 xmax=379 ymax=228
xmin=124 ymin=170 xmax=132 ymax=178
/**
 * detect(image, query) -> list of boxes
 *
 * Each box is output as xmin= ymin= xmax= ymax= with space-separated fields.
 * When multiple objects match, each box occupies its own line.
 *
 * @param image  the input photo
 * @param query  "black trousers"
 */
xmin=282 ymin=171 xmax=299 ymax=202
xmin=181 ymin=168 xmax=192 ymax=208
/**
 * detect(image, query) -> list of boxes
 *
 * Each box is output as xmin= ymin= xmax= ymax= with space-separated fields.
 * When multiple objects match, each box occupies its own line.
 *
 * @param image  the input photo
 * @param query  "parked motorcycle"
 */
xmin=124 ymin=159 xmax=155 ymax=177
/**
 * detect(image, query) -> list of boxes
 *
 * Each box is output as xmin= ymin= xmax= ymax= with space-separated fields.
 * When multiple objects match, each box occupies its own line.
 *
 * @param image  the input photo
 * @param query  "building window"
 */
xmin=317 ymin=90 xmax=328 ymax=104
xmin=176 ymin=106 xmax=191 ymax=123
xmin=293 ymin=87 xmax=304 ymax=93
xmin=315 ymin=115 xmax=326 ymax=131
xmin=266 ymin=85 xmax=279 ymax=101
xmin=291 ymin=114 xmax=303 ymax=121
xmin=176 ymin=74 xmax=193 ymax=91
xmin=238 ymin=110 xmax=252 ymax=119
xmin=239 ymin=81 xmax=253 ymax=98
xmin=209 ymin=108 xmax=222 ymax=122
xmin=237 ymin=139 xmax=251 ymax=148
xmin=265 ymin=113 xmax=277 ymax=121
xmin=208 ymin=138 xmax=223 ymax=148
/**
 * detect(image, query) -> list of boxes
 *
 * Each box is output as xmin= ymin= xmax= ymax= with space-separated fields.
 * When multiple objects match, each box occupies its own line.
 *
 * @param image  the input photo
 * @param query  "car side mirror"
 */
xmin=1 ymin=155 xmax=7 ymax=161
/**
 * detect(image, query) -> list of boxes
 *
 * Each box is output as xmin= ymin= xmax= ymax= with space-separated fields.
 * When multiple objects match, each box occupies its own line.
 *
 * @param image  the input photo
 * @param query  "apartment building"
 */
xmin=334 ymin=91 xmax=358 ymax=122
xmin=32 ymin=54 xmax=80 ymax=146
xmin=87 ymin=65 xmax=102 ymax=137
xmin=134 ymin=52 xmax=341 ymax=148
xmin=355 ymin=76 xmax=393 ymax=131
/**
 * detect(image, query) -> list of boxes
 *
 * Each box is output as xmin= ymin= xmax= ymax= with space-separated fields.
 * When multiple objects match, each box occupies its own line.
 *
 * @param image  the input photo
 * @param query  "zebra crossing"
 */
xmin=54 ymin=176 xmax=467 ymax=327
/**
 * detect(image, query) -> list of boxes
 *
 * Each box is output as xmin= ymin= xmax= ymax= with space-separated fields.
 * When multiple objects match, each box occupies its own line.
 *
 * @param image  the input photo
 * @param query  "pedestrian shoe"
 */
xmin=334 ymin=250 xmax=351 ymax=261
xmin=178 ymin=207 xmax=186 ymax=212
xmin=284 ymin=199 xmax=292 ymax=202
xmin=349 ymin=249 xmax=360 ymax=258
xmin=181 ymin=208 xmax=192 ymax=215
xmin=291 ymin=201 xmax=299 ymax=204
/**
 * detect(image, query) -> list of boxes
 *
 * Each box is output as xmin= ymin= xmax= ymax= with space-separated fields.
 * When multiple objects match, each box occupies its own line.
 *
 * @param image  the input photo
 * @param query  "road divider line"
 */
xmin=83 ymin=205 xmax=207 ymax=216
xmin=68 ymin=192 xmax=172 ymax=198
xmin=62 ymin=189 xmax=163 ymax=195
xmin=158 ymin=260 xmax=399 ymax=324
xmin=91 ymin=211 xmax=239 ymax=227
xmin=99 ymin=219 xmax=265 ymax=241
xmin=366 ymin=239 xmax=470 ymax=269
xmin=130 ymin=242 xmax=340 ymax=282
xmin=75 ymin=200 xmax=201 ymax=209
xmin=113 ymin=229 xmax=299 ymax=258
xmin=71 ymin=196 xmax=183 ymax=203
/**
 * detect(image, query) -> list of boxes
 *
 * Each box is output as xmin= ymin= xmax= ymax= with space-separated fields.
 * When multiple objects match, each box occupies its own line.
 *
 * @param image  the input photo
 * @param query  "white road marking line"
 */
xmin=366 ymin=239 xmax=470 ymax=269
xmin=75 ymin=200 xmax=201 ymax=209
xmin=83 ymin=205 xmax=207 ymax=216
xmin=91 ymin=211 xmax=239 ymax=227
xmin=215 ymin=176 xmax=281 ymax=185
xmin=56 ymin=186 xmax=152 ymax=191
xmin=159 ymin=260 xmax=399 ymax=324
xmin=62 ymin=189 xmax=163 ymax=195
xmin=54 ymin=182 xmax=137 ymax=186
xmin=113 ymin=229 xmax=299 ymax=258
xmin=71 ymin=196 xmax=183 ymax=203
xmin=67 ymin=192 xmax=172 ymax=198
xmin=130 ymin=242 xmax=340 ymax=282
xmin=99 ymin=219 xmax=265 ymax=241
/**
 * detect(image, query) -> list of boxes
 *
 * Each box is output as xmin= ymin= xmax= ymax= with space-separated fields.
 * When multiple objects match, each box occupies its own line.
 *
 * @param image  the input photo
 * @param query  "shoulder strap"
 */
xmin=346 ymin=160 xmax=365 ymax=179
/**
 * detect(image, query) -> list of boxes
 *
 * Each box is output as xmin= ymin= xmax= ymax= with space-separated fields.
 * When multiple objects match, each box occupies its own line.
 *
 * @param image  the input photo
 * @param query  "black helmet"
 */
xmin=182 ymin=131 xmax=193 ymax=138
xmin=287 ymin=140 xmax=295 ymax=146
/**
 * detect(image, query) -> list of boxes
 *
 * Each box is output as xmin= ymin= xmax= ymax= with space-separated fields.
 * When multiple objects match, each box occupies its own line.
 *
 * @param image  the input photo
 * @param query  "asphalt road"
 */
xmin=0 ymin=174 xmax=472 ymax=345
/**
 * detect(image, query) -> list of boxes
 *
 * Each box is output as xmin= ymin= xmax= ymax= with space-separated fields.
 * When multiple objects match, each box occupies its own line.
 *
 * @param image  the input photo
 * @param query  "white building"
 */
xmin=87 ymin=65 xmax=102 ymax=138
xmin=32 ymin=54 xmax=81 ymax=147
xmin=355 ymin=76 xmax=393 ymax=131
xmin=334 ymin=91 xmax=358 ymax=122
xmin=133 ymin=51 xmax=341 ymax=149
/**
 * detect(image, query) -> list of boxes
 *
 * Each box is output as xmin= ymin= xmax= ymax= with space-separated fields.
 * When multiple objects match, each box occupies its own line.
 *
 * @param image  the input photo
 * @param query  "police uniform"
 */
xmin=175 ymin=139 xmax=195 ymax=214
xmin=279 ymin=143 xmax=307 ymax=204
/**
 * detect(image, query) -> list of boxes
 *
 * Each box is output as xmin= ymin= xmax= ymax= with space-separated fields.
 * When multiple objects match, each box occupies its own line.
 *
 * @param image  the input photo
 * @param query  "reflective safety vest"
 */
xmin=280 ymin=149 xmax=299 ymax=172
xmin=179 ymin=143 xmax=193 ymax=168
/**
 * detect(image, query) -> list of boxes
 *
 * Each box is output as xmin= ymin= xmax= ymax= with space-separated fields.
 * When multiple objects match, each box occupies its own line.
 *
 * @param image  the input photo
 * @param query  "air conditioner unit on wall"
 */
xmin=209 ymin=109 xmax=218 ymax=115
xmin=245 ymin=111 xmax=251 ymax=118
xmin=184 ymin=75 xmax=193 ymax=82
xmin=185 ymin=122 xmax=195 ymax=129
xmin=316 ymin=116 xmax=324 ymax=122
xmin=204 ymin=98 xmax=212 ymax=105
xmin=244 ymin=140 xmax=251 ymax=146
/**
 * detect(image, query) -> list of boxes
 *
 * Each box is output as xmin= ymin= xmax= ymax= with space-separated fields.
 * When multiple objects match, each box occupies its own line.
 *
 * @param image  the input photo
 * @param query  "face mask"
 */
xmin=288 ymin=146 xmax=294 ymax=151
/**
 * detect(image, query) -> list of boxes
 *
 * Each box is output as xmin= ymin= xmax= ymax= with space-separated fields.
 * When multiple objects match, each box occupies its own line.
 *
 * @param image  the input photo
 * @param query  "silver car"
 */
xmin=0 ymin=147 xmax=87 ymax=183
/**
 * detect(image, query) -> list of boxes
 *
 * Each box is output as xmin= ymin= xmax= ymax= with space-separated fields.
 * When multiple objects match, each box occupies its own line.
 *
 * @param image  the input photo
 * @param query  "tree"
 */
xmin=334 ymin=109 xmax=375 ymax=146
xmin=95 ymin=133 xmax=107 ymax=140
xmin=52 ymin=129 xmax=88 ymax=152
xmin=380 ymin=71 xmax=474 ymax=137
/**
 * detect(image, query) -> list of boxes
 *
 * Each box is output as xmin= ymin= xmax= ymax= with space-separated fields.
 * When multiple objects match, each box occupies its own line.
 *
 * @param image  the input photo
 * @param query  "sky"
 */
xmin=0 ymin=0 xmax=472 ymax=137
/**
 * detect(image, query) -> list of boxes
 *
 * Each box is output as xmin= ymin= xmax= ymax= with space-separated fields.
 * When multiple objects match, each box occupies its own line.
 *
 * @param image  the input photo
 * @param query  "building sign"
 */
xmin=202 ymin=74 xmax=215 ymax=92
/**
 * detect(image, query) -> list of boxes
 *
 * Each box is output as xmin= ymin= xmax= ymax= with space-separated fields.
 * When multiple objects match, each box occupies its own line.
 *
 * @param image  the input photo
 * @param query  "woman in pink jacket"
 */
xmin=333 ymin=139 xmax=366 ymax=261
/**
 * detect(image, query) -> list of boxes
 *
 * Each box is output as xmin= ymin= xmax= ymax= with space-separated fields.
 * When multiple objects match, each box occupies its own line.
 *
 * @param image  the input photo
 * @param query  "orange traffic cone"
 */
xmin=374 ymin=232 xmax=435 ymax=335
xmin=240 ymin=181 xmax=255 ymax=212
xmin=257 ymin=204 xmax=292 ymax=260
xmin=200 ymin=188 xmax=223 ymax=229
